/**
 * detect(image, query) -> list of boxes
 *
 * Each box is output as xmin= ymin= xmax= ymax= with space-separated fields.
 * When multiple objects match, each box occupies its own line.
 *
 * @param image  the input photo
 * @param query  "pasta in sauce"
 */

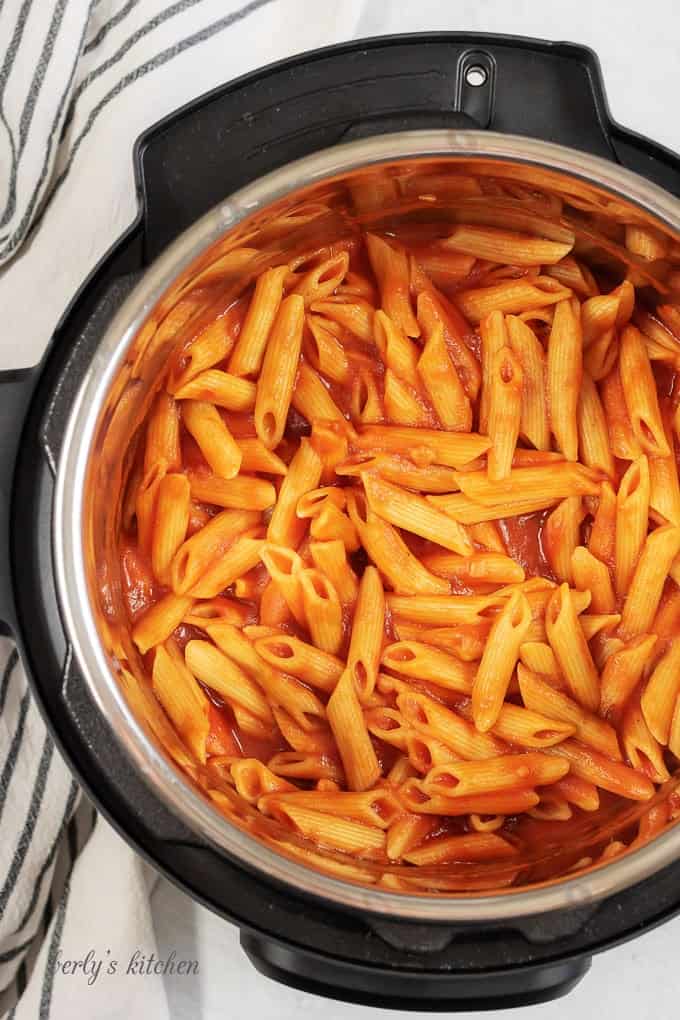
xmin=113 ymin=163 xmax=680 ymax=892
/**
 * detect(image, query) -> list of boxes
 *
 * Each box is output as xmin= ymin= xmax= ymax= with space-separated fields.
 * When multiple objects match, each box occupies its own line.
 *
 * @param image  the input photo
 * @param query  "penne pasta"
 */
xmin=547 ymin=298 xmax=582 ymax=461
xmin=255 ymin=293 xmax=305 ymax=448
xmin=254 ymin=633 xmax=343 ymax=692
xmin=182 ymin=400 xmax=242 ymax=480
xmin=486 ymin=346 xmax=523 ymax=480
xmin=327 ymin=670 xmax=382 ymax=792
xmin=518 ymin=665 xmax=621 ymax=759
xmin=577 ymin=372 xmax=615 ymax=478
xmin=599 ymin=634 xmax=658 ymax=719
xmin=452 ymin=462 xmax=601 ymax=506
xmin=417 ymin=321 xmax=472 ymax=431
xmin=615 ymin=456 xmax=650 ymax=596
xmin=619 ymin=324 xmax=671 ymax=457
xmin=506 ymin=315 xmax=550 ymax=450
xmin=545 ymin=583 xmax=600 ymax=712
xmin=174 ymin=369 xmax=256 ymax=411
xmin=422 ymin=753 xmax=568 ymax=799
xmin=365 ymin=233 xmax=420 ymax=337
xmin=570 ymin=546 xmax=616 ymax=614
xmin=151 ymin=474 xmax=190 ymax=584
xmin=640 ymin=638 xmax=680 ymax=744
xmin=299 ymin=568 xmax=343 ymax=656
xmin=267 ymin=438 xmax=323 ymax=548
xmin=472 ymin=591 xmax=532 ymax=732
xmin=362 ymin=473 xmax=473 ymax=555
xmin=543 ymin=497 xmax=583 ymax=584
xmin=619 ymin=525 xmax=680 ymax=639
xmin=309 ymin=539 xmax=359 ymax=605
xmin=347 ymin=566 xmax=385 ymax=701
xmin=188 ymin=471 xmax=275 ymax=511
xmin=228 ymin=264 xmax=289 ymax=377
xmin=381 ymin=641 xmax=474 ymax=694
xmin=442 ymin=224 xmax=572 ymax=266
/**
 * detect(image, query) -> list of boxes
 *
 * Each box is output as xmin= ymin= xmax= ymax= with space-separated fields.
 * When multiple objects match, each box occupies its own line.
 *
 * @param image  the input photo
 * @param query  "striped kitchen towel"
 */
xmin=0 ymin=2 xmax=366 ymax=1016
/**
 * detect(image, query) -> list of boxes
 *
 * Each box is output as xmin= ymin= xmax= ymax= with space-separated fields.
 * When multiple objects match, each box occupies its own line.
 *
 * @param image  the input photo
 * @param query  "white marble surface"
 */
xmin=148 ymin=2 xmax=680 ymax=1017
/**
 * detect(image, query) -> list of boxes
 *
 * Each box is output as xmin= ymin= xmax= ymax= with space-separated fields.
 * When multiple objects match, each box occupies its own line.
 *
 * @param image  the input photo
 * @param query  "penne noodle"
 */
xmin=547 ymin=299 xmax=582 ymax=461
xmin=263 ymin=800 xmax=385 ymax=854
xmin=188 ymin=535 xmax=264 ymax=599
xmin=291 ymin=361 xmax=346 ymax=424
xmin=188 ymin=471 xmax=275 ymax=511
xmin=132 ymin=593 xmax=195 ymax=654
xmin=422 ymin=551 xmax=524 ymax=586
xmin=170 ymin=509 xmax=261 ymax=594
xmin=311 ymin=296 xmax=375 ymax=344
xmin=455 ymin=275 xmax=571 ymax=323
xmin=506 ymin=315 xmax=550 ymax=450
xmin=309 ymin=503 xmax=359 ymax=551
xmin=305 ymin=314 xmax=351 ymax=383
xmin=364 ymin=706 xmax=412 ymax=752
xmin=552 ymin=774 xmax=600 ymax=812
xmin=228 ymin=264 xmax=289 ymax=377
xmin=259 ymin=544 xmax=306 ymax=625
xmin=648 ymin=406 xmax=680 ymax=526
xmin=615 ymin=455 xmax=650 ymax=596
xmin=299 ymin=568 xmax=343 ymax=656
xmin=381 ymin=641 xmax=474 ymax=694
xmin=599 ymin=634 xmax=658 ymax=719
xmin=236 ymin=437 xmax=288 ymax=475
xmin=619 ymin=324 xmax=671 ymax=457
xmin=619 ymin=525 xmax=680 ymax=639
xmin=254 ymin=633 xmax=343 ymax=692
xmin=152 ymin=640 xmax=210 ymax=763
xmin=442 ymin=224 xmax=572 ymax=266
xmin=397 ymin=688 xmax=505 ymax=760
xmin=405 ymin=732 xmax=460 ymax=773
xmin=346 ymin=491 xmax=450 ymax=596
xmin=182 ymin=400 xmax=242 ymax=480
xmin=577 ymin=372 xmax=615 ymax=478
xmin=428 ymin=492 xmax=559 ymax=524
xmin=571 ymin=546 xmax=616 ymax=614
xmin=347 ymin=566 xmax=385 ymax=701
xmin=402 ymin=832 xmax=517 ymax=865
xmin=151 ymin=473 xmax=190 ymax=584
xmin=479 ymin=309 xmax=507 ymax=434
xmin=207 ymin=621 xmax=327 ymax=731
xmin=337 ymin=452 xmax=461 ymax=494
xmin=601 ymin=362 xmax=643 ymax=460
xmin=383 ymin=368 xmax=430 ymax=426
xmin=589 ymin=481 xmax=616 ymax=566
xmin=640 ymin=638 xmax=680 ymax=744
xmin=309 ymin=539 xmax=359 ymax=605
xmin=392 ymin=622 xmax=488 ymax=662
xmin=374 ymin=310 xmax=420 ymax=387
xmin=362 ymin=472 xmax=473 ymax=555
xmin=484 ymin=702 xmax=575 ymax=749
xmin=327 ymin=670 xmax=382 ymax=792
xmin=267 ymin=751 xmax=344 ymax=783
xmin=230 ymin=760 xmax=296 ymax=803
xmin=545 ymin=583 xmax=600 ymax=712
xmin=519 ymin=641 xmax=562 ymax=683
xmin=417 ymin=321 xmax=472 ymax=431
xmin=255 ymin=293 xmax=305 ymax=448
xmin=422 ymin=753 xmax=568 ymax=799
xmin=267 ymin=438 xmax=323 ymax=548
xmin=185 ymin=640 xmax=273 ymax=722
xmin=261 ymin=788 xmax=401 ymax=829
xmin=399 ymin=779 xmax=539 ymax=817
xmin=290 ymin=251 xmax=350 ymax=306
xmin=518 ymin=665 xmax=621 ymax=759
xmin=145 ymin=392 xmax=181 ymax=473
xmin=543 ymin=497 xmax=583 ymax=584
xmin=472 ymin=591 xmax=532 ymax=732
xmin=415 ymin=287 xmax=481 ymax=399
xmin=386 ymin=592 xmax=508 ymax=628
xmin=452 ymin=462 xmax=601 ymax=506
xmin=621 ymin=697 xmax=670 ymax=784
xmin=386 ymin=815 xmax=437 ymax=861
xmin=354 ymin=425 xmax=491 ymax=467
xmin=544 ymin=740 xmax=654 ymax=801
xmin=365 ymin=233 xmax=420 ymax=337
xmin=174 ymin=369 xmax=256 ymax=411
xmin=486 ymin=346 xmax=523 ymax=480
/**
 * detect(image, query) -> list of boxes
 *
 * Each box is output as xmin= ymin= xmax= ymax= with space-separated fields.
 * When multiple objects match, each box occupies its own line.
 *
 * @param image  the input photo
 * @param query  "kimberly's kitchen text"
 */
xmin=55 ymin=949 xmax=199 ymax=985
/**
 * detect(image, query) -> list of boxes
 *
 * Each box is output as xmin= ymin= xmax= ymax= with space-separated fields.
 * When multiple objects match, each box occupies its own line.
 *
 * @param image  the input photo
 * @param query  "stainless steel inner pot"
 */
xmin=54 ymin=130 xmax=680 ymax=922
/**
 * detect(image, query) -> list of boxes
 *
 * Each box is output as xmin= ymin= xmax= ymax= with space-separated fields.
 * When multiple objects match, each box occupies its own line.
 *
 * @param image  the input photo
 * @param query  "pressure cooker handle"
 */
xmin=0 ymin=370 xmax=37 ymax=637
xmin=240 ymin=930 xmax=591 ymax=1010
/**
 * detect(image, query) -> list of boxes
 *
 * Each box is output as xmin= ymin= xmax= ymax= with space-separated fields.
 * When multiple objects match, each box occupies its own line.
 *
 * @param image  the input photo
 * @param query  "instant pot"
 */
xmin=3 ymin=34 xmax=680 ymax=1011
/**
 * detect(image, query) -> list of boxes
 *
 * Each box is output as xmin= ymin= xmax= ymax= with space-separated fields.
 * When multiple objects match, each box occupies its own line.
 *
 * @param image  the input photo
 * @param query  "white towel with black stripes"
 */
xmin=0 ymin=2 xmax=367 ymax=1017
